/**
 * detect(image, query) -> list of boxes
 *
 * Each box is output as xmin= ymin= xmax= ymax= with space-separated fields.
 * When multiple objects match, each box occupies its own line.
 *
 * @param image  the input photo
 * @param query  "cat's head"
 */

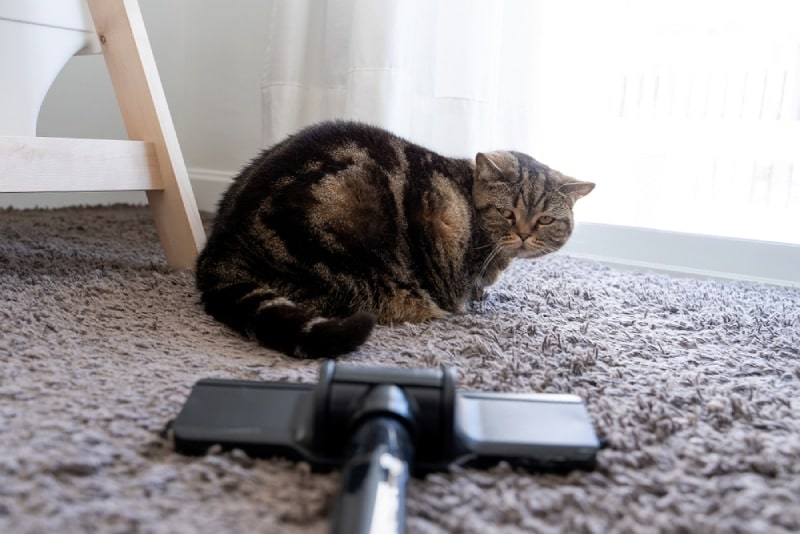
xmin=473 ymin=151 xmax=594 ymax=259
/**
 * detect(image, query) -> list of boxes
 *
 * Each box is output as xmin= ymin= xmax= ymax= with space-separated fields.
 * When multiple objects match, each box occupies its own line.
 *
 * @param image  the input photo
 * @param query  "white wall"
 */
xmin=179 ymin=0 xmax=269 ymax=172
xmin=1 ymin=0 xmax=268 ymax=209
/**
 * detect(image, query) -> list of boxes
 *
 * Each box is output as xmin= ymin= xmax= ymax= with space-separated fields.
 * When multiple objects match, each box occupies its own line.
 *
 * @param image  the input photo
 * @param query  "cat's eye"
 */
xmin=498 ymin=208 xmax=515 ymax=222
xmin=538 ymin=216 xmax=555 ymax=225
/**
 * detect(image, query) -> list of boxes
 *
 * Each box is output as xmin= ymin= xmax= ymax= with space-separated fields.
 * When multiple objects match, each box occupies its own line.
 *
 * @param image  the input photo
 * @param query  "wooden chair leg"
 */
xmin=87 ymin=0 xmax=205 ymax=269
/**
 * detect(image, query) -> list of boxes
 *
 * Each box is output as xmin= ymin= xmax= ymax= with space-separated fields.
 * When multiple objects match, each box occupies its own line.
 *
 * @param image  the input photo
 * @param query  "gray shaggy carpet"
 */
xmin=1 ymin=205 xmax=799 ymax=533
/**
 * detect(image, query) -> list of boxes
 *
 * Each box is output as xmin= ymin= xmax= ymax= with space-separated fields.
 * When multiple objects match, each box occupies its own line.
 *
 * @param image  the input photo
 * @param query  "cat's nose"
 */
xmin=516 ymin=231 xmax=531 ymax=241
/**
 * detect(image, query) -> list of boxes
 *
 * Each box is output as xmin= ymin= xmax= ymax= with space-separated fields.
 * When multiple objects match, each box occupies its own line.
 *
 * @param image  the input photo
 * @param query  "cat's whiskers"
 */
xmin=476 ymin=240 xmax=507 ymax=287
xmin=472 ymin=242 xmax=496 ymax=251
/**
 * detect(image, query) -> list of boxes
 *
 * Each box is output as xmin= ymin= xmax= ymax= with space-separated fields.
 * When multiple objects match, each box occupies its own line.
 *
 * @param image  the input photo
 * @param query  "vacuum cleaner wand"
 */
xmin=330 ymin=387 xmax=414 ymax=534
xmin=170 ymin=360 xmax=601 ymax=533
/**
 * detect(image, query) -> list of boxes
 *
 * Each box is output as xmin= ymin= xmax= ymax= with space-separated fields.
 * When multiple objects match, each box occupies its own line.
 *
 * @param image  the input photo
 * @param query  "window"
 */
xmin=528 ymin=0 xmax=800 ymax=245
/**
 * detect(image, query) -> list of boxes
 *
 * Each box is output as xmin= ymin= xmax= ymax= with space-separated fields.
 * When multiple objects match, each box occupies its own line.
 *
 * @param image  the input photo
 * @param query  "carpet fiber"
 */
xmin=2 ymin=205 xmax=799 ymax=533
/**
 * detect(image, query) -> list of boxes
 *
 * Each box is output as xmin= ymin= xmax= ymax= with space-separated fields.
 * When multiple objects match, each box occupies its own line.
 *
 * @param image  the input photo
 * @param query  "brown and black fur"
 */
xmin=196 ymin=121 xmax=594 ymax=358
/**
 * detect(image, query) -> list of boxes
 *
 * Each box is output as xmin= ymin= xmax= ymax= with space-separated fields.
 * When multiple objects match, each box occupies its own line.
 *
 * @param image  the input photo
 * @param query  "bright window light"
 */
xmin=529 ymin=0 xmax=800 ymax=244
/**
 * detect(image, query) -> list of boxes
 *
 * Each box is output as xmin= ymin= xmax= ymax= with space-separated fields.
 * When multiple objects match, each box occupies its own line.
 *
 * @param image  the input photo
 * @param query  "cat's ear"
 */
xmin=475 ymin=152 xmax=505 ymax=182
xmin=559 ymin=180 xmax=595 ymax=204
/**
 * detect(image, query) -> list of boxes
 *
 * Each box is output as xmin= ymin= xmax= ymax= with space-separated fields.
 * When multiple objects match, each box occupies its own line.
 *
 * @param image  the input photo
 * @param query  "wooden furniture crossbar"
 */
xmin=0 ymin=0 xmax=205 ymax=269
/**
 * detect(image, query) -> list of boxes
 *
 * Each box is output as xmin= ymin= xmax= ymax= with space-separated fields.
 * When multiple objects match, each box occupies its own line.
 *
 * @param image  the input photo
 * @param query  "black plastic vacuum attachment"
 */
xmin=170 ymin=360 xmax=601 ymax=533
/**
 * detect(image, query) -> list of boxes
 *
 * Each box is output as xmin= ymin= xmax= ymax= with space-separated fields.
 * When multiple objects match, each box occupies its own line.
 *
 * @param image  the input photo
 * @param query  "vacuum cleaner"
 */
xmin=170 ymin=360 xmax=601 ymax=533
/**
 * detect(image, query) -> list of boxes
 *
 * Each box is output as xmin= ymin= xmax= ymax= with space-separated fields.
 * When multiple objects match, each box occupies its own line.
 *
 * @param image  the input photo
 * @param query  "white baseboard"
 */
xmin=0 ymin=166 xmax=229 ymax=211
xmin=188 ymin=167 xmax=232 ymax=213
xmin=190 ymin=176 xmax=800 ymax=288
xmin=2 ymin=170 xmax=797 ymax=287
xmin=0 ymin=190 xmax=148 ymax=209
xmin=561 ymin=222 xmax=800 ymax=287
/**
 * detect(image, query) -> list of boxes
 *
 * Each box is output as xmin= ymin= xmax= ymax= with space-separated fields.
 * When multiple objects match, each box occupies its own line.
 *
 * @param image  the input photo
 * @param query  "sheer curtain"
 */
xmin=261 ymin=0 xmax=542 ymax=158
xmin=529 ymin=1 xmax=800 ymax=245
xmin=261 ymin=0 xmax=800 ymax=246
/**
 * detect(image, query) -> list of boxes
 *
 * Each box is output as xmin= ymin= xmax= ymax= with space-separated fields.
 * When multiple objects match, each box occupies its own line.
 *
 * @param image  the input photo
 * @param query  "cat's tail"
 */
xmin=198 ymin=278 xmax=375 ymax=359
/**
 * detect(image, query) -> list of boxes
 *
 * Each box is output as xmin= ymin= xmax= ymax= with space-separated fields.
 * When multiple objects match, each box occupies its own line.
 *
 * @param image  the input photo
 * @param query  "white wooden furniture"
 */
xmin=0 ymin=0 xmax=205 ymax=269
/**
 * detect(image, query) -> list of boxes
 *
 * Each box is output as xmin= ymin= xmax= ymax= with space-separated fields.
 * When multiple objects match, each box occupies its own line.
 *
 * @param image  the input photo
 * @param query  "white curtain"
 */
xmin=261 ymin=0 xmax=541 ymax=158
xmin=528 ymin=0 xmax=800 ymax=244
xmin=261 ymin=0 xmax=800 ymax=244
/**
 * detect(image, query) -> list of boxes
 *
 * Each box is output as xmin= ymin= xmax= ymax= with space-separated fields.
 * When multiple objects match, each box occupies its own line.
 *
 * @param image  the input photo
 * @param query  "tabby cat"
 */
xmin=196 ymin=121 xmax=593 ymax=358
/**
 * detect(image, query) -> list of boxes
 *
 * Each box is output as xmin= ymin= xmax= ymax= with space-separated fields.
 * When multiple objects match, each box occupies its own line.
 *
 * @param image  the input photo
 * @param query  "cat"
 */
xmin=196 ymin=121 xmax=593 ymax=358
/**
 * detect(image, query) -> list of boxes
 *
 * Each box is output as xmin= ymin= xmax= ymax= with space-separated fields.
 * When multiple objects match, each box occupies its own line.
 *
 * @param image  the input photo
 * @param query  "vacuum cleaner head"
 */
xmin=170 ymin=360 xmax=600 ymax=473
